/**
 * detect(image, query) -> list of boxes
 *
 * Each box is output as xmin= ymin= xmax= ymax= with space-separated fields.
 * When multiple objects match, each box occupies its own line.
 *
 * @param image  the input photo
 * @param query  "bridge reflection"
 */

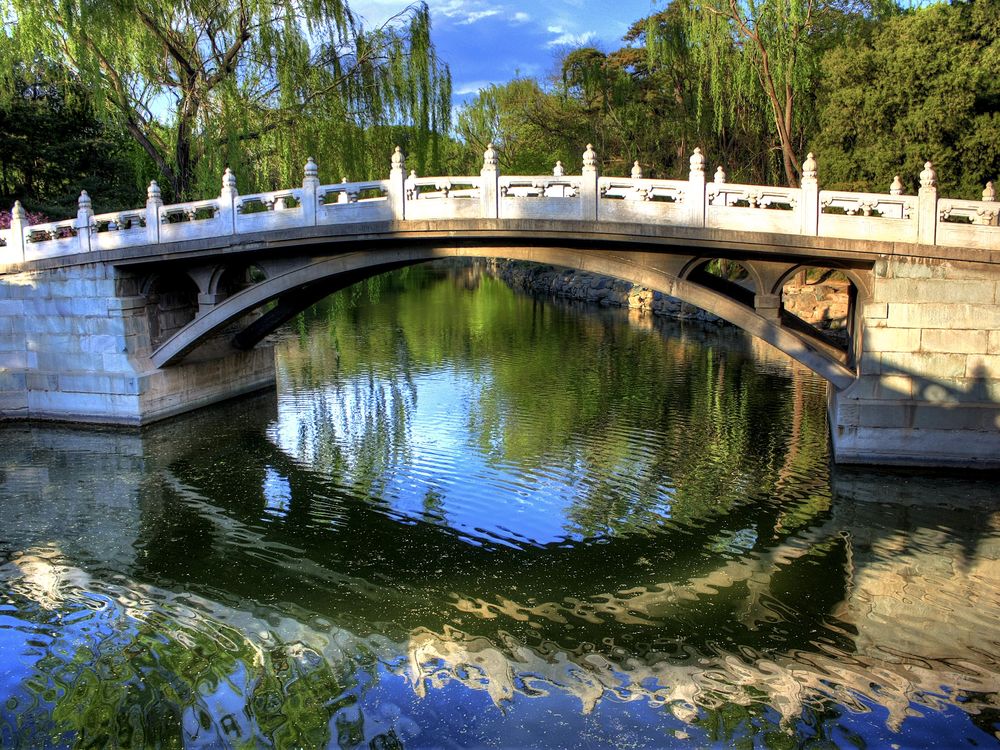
xmin=2 ymin=385 xmax=998 ymax=742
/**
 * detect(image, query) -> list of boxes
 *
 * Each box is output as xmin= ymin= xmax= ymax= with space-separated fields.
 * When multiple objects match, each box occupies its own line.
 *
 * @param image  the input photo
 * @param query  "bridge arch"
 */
xmin=142 ymin=271 xmax=200 ymax=349
xmin=149 ymin=245 xmax=856 ymax=389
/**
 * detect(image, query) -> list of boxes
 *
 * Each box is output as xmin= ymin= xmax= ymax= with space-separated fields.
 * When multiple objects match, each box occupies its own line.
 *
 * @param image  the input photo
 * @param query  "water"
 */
xmin=1 ymin=262 xmax=998 ymax=748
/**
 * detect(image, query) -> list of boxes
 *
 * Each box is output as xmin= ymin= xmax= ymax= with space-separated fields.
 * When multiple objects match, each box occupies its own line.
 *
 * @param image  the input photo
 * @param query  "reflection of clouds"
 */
xmin=4 ymin=546 xmax=89 ymax=610
xmin=404 ymin=509 xmax=1000 ymax=731
xmin=406 ymin=609 xmax=1000 ymax=732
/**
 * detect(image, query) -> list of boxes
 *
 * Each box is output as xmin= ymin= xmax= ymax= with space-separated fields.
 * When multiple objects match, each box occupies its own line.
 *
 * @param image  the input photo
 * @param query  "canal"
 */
xmin=1 ymin=262 xmax=998 ymax=747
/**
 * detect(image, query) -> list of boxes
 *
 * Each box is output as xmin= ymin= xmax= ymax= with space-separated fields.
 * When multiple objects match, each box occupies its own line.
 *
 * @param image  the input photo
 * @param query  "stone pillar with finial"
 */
xmin=7 ymin=201 xmax=26 ymax=262
xmin=631 ymin=161 xmax=643 ymax=180
xmin=687 ymin=147 xmax=706 ymax=227
xmin=145 ymin=181 xmax=162 ymax=244
xmin=917 ymin=161 xmax=937 ymax=245
xmin=389 ymin=146 xmax=406 ymax=220
xmin=220 ymin=167 xmax=238 ymax=234
xmin=800 ymin=152 xmax=819 ymax=236
xmin=481 ymin=143 xmax=499 ymax=219
xmin=890 ymin=176 xmax=904 ymax=196
xmin=982 ymin=181 xmax=997 ymax=226
xmin=77 ymin=191 xmax=93 ymax=253
xmin=581 ymin=144 xmax=598 ymax=221
xmin=302 ymin=157 xmax=319 ymax=226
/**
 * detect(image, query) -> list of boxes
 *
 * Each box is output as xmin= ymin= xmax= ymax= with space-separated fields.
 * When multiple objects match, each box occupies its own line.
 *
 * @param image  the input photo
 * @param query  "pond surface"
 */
xmin=1 ymin=262 xmax=999 ymax=748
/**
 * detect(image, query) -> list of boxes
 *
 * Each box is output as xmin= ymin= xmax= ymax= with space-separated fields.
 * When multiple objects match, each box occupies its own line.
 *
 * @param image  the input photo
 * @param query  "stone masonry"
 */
xmin=831 ymin=254 xmax=1000 ymax=466
xmin=0 ymin=262 xmax=274 ymax=424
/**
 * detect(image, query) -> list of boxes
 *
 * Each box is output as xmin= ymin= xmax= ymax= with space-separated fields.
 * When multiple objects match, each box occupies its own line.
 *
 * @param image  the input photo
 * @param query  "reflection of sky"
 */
xmin=263 ymin=467 xmax=292 ymax=517
xmin=271 ymin=368 xmax=620 ymax=546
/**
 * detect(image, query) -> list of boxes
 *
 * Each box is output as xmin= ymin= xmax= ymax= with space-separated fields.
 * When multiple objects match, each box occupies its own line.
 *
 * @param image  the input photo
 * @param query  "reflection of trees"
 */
xmin=277 ymin=264 xmax=834 ymax=540
xmin=1 ymin=551 xmax=355 ymax=748
xmin=5 ymin=265 xmax=1000 ymax=745
xmin=135 ymin=426 xmax=999 ymax=740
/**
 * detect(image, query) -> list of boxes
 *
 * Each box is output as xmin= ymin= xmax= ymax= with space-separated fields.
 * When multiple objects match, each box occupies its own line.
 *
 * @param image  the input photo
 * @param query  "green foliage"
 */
xmin=813 ymin=0 xmax=1000 ymax=196
xmin=0 ymin=57 xmax=152 ymax=216
xmin=0 ymin=0 xmax=451 ymax=200
xmin=455 ymin=78 xmax=583 ymax=174
xmin=666 ymin=0 xmax=884 ymax=186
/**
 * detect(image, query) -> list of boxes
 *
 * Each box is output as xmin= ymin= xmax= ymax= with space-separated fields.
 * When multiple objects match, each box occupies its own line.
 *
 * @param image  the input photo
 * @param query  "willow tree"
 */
xmin=0 ymin=0 xmax=450 ymax=200
xmin=666 ymin=0 xmax=886 ymax=186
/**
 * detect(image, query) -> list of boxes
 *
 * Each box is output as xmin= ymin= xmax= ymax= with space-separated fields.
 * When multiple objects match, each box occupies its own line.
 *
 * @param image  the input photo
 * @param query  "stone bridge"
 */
xmin=0 ymin=145 xmax=998 ymax=467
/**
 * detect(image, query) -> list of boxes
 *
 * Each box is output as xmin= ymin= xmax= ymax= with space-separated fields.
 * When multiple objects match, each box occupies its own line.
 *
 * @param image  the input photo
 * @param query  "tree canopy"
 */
xmin=1 ymin=0 xmax=996 ymax=211
xmin=0 ymin=60 xmax=147 ymax=217
xmin=0 ymin=0 xmax=451 ymax=201
xmin=812 ymin=0 xmax=1000 ymax=196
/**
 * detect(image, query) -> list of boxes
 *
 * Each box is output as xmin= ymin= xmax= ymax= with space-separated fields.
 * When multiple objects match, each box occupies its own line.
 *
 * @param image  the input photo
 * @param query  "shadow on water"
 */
xmin=1 ymin=263 xmax=999 ymax=748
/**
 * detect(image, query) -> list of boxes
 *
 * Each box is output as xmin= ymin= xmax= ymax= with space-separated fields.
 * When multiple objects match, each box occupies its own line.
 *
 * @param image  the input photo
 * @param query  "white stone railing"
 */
xmin=1 ymin=145 xmax=997 ymax=265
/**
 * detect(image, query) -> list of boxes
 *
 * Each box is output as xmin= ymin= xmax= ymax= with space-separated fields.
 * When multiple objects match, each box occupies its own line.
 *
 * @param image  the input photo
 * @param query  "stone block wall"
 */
xmin=830 ymin=254 xmax=1000 ymax=467
xmin=0 ymin=263 xmax=275 ymax=425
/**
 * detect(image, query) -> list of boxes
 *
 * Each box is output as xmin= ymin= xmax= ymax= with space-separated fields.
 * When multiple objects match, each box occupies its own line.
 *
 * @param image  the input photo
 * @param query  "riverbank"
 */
xmin=485 ymin=259 xmax=851 ymax=335
xmin=485 ymin=259 xmax=726 ymax=324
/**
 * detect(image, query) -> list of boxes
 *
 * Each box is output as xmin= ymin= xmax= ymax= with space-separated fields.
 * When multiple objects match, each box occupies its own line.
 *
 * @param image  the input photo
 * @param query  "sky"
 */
xmin=350 ymin=0 xmax=660 ymax=105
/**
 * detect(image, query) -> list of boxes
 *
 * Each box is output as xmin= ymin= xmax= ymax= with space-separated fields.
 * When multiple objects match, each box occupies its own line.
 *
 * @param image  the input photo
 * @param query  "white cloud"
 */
xmin=454 ymin=80 xmax=494 ymax=95
xmin=513 ymin=12 xmax=530 ymax=23
xmin=457 ymin=9 xmax=501 ymax=24
xmin=546 ymin=28 xmax=597 ymax=47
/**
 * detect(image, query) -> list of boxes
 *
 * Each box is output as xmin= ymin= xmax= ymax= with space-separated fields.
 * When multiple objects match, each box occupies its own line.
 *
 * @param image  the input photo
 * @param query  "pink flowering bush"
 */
xmin=0 ymin=208 xmax=49 ymax=229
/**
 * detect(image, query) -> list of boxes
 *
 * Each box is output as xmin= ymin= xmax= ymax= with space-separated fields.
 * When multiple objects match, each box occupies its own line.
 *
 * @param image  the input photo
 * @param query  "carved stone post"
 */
xmin=982 ymin=181 xmax=997 ymax=226
xmin=302 ymin=157 xmax=319 ymax=226
xmin=77 ymin=191 xmax=93 ymax=253
xmin=480 ymin=143 xmax=499 ymax=219
xmin=145 ymin=181 xmax=162 ymax=245
xmin=8 ymin=201 xmax=26 ymax=262
xmin=581 ymin=144 xmax=598 ymax=221
xmin=687 ymin=147 xmax=706 ymax=227
xmin=917 ymin=161 xmax=937 ymax=244
xmin=800 ymin=152 xmax=819 ymax=236
xmin=220 ymin=167 xmax=238 ymax=234
xmin=389 ymin=146 xmax=406 ymax=220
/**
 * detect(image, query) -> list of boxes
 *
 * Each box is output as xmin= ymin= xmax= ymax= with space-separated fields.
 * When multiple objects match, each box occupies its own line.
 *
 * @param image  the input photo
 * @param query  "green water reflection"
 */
xmin=1 ymin=262 xmax=998 ymax=748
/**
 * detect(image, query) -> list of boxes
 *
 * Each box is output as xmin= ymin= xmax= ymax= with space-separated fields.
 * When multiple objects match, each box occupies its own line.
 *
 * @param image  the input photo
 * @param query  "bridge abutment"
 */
xmin=0 ymin=263 xmax=275 ymax=425
xmin=830 ymin=254 xmax=1000 ymax=468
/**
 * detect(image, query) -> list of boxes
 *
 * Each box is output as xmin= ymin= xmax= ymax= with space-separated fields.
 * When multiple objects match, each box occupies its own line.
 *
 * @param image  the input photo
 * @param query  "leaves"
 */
xmin=0 ymin=0 xmax=452 ymax=200
xmin=812 ymin=0 xmax=1000 ymax=196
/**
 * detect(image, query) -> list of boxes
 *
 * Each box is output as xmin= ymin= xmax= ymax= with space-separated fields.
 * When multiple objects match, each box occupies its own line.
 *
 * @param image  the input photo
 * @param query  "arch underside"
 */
xmin=150 ymin=245 xmax=858 ymax=390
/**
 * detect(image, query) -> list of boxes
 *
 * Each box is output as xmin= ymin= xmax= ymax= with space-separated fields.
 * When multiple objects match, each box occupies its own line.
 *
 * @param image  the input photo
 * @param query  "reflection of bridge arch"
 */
xmin=150 ymin=245 xmax=857 ymax=389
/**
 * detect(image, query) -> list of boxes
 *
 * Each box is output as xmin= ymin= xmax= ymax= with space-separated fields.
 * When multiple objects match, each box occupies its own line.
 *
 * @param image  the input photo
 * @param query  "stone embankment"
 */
xmin=487 ymin=260 xmax=725 ymax=324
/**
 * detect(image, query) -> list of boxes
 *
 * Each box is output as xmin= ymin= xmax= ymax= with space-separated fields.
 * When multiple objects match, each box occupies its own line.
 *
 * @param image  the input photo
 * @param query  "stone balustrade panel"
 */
xmin=90 ymin=210 xmax=149 ymax=252
xmin=23 ymin=219 xmax=83 ymax=260
xmin=499 ymin=176 xmax=585 ymax=220
xmin=598 ymin=178 xmax=688 ymax=224
xmin=158 ymin=199 xmax=227 ymax=243
xmin=235 ymin=188 xmax=307 ymax=234
xmin=937 ymin=198 xmax=999 ymax=250
xmin=404 ymin=175 xmax=483 ymax=221
xmin=706 ymin=183 xmax=802 ymax=235
xmin=315 ymin=180 xmax=392 ymax=225
xmin=819 ymin=190 xmax=918 ymax=243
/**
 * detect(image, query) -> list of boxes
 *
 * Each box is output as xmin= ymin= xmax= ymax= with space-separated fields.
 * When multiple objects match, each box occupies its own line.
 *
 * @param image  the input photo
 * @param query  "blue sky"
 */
xmin=351 ymin=0 xmax=659 ymax=104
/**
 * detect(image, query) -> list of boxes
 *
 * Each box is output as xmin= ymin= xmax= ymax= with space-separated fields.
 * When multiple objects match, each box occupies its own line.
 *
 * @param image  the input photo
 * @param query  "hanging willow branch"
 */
xmin=649 ymin=0 xmax=876 ymax=186
xmin=0 ymin=0 xmax=451 ymax=199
